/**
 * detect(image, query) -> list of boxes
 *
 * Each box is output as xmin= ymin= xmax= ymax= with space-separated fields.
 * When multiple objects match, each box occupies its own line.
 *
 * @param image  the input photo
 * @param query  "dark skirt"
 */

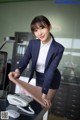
xmin=36 ymin=69 xmax=61 ymax=89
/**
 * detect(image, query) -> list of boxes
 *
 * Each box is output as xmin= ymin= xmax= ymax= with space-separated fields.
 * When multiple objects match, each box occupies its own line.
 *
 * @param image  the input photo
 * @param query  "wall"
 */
xmin=0 ymin=1 xmax=80 ymax=59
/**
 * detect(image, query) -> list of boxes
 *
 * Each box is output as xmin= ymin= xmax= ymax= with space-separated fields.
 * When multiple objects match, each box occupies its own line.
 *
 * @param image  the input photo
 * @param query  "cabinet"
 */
xmin=10 ymin=32 xmax=35 ymax=93
xmin=51 ymin=76 xmax=80 ymax=120
xmin=11 ymin=32 xmax=34 ymax=76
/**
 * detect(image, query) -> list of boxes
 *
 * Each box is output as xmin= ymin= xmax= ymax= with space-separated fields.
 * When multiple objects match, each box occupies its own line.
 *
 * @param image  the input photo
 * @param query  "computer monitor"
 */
xmin=0 ymin=51 xmax=7 ymax=92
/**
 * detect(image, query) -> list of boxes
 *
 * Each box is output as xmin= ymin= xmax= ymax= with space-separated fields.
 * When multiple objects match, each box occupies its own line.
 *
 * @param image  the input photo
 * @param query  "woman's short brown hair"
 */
xmin=31 ymin=15 xmax=51 ymax=33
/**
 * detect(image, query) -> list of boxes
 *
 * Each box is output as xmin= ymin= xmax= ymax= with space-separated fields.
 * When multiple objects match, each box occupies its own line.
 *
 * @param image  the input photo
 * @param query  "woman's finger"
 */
xmin=42 ymin=98 xmax=51 ymax=109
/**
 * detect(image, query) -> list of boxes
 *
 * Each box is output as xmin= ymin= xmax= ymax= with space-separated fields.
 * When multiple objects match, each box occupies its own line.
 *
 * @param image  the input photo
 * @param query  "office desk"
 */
xmin=0 ymin=99 xmax=47 ymax=120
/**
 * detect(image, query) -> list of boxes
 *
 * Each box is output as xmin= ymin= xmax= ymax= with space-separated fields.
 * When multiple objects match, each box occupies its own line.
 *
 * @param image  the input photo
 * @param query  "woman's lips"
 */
xmin=39 ymin=36 xmax=44 ymax=39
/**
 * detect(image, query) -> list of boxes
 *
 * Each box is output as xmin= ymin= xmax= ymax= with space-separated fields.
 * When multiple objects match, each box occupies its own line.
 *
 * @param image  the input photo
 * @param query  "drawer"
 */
xmin=67 ymin=100 xmax=80 ymax=108
xmin=66 ymin=104 xmax=80 ymax=111
xmin=58 ymin=84 xmax=68 ymax=92
xmin=72 ymin=89 xmax=80 ymax=94
xmin=52 ymin=109 xmax=65 ymax=116
xmin=68 ymin=94 xmax=80 ymax=101
xmin=70 ymin=85 xmax=80 ymax=91
xmin=71 ymin=90 xmax=80 ymax=95
xmin=66 ymin=108 xmax=80 ymax=114
xmin=52 ymin=106 xmax=66 ymax=112
xmin=67 ymin=104 xmax=80 ymax=110
xmin=54 ymin=96 xmax=66 ymax=102
xmin=56 ymin=91 xmax=67 ymax=97
xmin=53 ymin=101 xmax=66 ymax=107
xmin=68 ymin=98 xmax=80 ymax=104
xmin=68 ymin=86 xmax=80 ymax=96
xmin=66 ymin=111 xmax=80 ymax=120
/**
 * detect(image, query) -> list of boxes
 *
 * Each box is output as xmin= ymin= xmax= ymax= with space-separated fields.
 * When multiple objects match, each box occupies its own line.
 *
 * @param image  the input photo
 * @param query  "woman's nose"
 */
xmin=37 ymin=30 xmax=42 ymax=35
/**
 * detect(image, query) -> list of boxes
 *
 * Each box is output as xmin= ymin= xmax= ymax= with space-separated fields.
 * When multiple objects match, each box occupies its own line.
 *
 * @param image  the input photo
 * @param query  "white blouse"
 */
xmin=36 ymin=37 xmax=53 ymax=73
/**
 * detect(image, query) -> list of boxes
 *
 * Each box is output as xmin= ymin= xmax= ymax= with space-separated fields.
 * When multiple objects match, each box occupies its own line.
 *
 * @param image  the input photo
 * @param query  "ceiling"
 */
xmin=0 ymin=0 xmax=80 ymax=4
xmin=0 ymin=0 xmax=49 ymax=3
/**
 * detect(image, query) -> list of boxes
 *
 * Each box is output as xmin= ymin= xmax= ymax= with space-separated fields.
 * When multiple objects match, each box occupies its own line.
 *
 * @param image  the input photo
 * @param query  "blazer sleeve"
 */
xmin=42 ymin=45 xmax=64 ymax=94
xmin=16 ymin=40 xmax=32 ymax=74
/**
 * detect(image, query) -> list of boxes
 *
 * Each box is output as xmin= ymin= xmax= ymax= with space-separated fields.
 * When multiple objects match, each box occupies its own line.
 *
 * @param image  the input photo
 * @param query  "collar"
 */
xmin=41 ymin=37 xmax=53 ymax=47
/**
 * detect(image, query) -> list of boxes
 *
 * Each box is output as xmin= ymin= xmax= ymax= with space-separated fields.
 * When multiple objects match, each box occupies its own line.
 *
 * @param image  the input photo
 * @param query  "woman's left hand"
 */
xmin=42 ymin=93 xmax=52 ymax=109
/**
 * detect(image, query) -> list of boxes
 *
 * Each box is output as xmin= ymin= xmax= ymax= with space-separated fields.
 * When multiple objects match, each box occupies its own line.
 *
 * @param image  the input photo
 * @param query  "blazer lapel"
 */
xmin=33 ymin=40 xmax=40 ymax=68
xmin=45 ymin=40 xmax=56 ymax=70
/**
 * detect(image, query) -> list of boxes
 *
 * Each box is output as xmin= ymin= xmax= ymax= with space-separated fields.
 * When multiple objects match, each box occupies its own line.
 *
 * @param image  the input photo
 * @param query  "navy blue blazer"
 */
xmin=17 ymin=38 xmax=64 ymax=94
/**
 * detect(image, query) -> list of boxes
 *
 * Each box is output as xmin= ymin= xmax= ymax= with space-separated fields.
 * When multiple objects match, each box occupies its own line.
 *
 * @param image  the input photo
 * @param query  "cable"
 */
xmin=17 ymin=105 xmax=35 ymax=115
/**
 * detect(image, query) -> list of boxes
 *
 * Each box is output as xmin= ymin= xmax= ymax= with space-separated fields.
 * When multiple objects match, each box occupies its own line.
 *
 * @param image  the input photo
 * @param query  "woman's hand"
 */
xmin=42 ymin=93 xmax=52 ymax=109
xmin=8 ymin=69 xmax=20 ymax=79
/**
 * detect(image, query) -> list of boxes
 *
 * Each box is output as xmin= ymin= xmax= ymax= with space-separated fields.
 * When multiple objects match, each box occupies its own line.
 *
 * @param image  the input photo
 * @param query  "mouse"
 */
xmin=7 ymin=110 xmax=20 ymax=118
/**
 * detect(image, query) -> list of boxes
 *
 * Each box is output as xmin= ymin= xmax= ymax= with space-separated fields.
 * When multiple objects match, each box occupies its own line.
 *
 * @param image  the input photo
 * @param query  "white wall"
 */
xmin=0 ymin=1 xmax=80 ymax=59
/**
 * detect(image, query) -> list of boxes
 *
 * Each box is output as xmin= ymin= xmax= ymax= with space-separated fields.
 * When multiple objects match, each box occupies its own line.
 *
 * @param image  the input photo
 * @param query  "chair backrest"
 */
xmin=0 ymin=51 xmax=7 ymax=90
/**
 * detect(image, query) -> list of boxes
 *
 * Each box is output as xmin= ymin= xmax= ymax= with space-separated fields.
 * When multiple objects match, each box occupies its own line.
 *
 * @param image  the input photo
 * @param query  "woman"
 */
xmin=9 ymin=15 xmax=64 ymax=108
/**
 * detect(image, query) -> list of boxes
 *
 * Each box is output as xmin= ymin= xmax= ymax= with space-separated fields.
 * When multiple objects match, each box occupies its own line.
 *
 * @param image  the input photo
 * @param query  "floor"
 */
xmin=48 ymin=114 xmax=68 ymax=120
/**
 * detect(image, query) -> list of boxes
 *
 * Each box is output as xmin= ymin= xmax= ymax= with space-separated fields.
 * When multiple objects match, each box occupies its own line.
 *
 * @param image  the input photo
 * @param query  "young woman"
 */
xmin=9 ymin=15 xmax=64 ymax=108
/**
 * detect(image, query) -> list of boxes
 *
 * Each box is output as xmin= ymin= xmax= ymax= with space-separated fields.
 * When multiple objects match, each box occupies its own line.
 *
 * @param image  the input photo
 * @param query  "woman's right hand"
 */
xmin=8 ymin=69 xmax=20 ymax=79
xmin=42 ymin=93 xmax=52 ymax=109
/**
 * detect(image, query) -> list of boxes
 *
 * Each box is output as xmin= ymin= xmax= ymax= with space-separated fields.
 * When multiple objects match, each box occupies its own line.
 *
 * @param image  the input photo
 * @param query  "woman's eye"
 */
xmin=34 ymin=29 xmax=37 ymax=32
xmin=34 ymin=27 xmax=45 ymax=32
xmin=41 ymin=26 xmax=44 ymax=29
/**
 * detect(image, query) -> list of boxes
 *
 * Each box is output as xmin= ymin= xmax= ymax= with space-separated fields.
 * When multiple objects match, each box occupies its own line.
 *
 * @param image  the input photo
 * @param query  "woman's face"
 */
xmin=33 ymin=25 xmax=51 ymax=44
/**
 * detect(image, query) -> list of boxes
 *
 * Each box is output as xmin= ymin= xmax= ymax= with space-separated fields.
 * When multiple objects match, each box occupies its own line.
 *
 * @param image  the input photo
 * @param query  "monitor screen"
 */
xmin=0 ymin=51 xmax=7 ymax=90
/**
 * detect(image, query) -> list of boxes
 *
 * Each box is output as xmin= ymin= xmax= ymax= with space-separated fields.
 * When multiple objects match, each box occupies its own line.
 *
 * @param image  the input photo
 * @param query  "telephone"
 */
xmin=7 ymin=94 xmax=35 ymax=115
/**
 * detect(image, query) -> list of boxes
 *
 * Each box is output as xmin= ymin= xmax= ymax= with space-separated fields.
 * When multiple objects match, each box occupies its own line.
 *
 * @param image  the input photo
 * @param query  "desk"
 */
xmin=0 ymin=76 xmax=49 ymax=120
xmin=0 ymin=99 xmax=48 ymax=120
